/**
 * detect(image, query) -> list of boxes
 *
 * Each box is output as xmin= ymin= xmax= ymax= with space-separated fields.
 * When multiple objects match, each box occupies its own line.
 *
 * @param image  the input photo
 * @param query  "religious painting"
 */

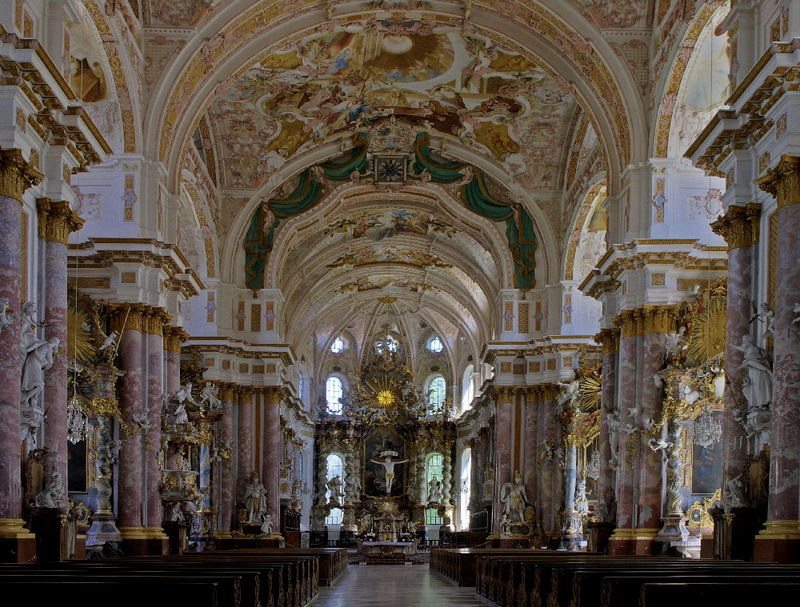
xmin=363 ymin=428 xmax=406 ymax=497
xmin=691 ymin=412 xmax=723 ymax=494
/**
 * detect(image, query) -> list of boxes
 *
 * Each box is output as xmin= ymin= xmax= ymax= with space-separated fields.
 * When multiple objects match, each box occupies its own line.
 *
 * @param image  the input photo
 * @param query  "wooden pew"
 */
xmin=0 ymin=580 xmax=221 ymax=607
xmin=640 ymin=581 xmax=800 ymax=607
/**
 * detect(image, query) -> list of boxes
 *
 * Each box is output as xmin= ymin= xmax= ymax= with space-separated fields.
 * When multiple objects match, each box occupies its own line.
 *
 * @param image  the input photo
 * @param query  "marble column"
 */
xmin=711 ymin=204 xmax=760 ymax=559
xmin=0 ymin=149 xmax=41 ymax=558
xmin=538 ymin=394 xmax=556 ymax=535
xmin=755 ymin=155 xmax=800 ymax=561
xmin=38 ymin=199 xmax=84 ymax=502
xmin=467 ymin=437 xmax=480 ymax=526
xmin=218 ymin=384 xmax=235 ymax=536
xmin=596 ymin=329 xmax=620 ymax=521
xmin=523 ymin=389 xmax=538 ymax=518
xmin=163 ymin=326 xmax=185 ymax=395
xmin=608 ymin=311 xmax=640 ymax=554
xmin=635 ymin=310 xmax=674 ymax=553
xmin=236 ymin=388 xmax=254 ymax=505
xmin=262 ymin=387 xmax=282 ymax=536
xmin=143 ymin=308 xmax=167 ymax=546
xmin=491 ymin=387 xmax=514 ymax=535
xmin=111 ymin=305 xmax=148 ymax=548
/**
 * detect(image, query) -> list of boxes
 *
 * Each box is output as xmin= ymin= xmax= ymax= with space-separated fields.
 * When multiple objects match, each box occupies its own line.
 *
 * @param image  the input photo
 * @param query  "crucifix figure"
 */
xmin=370 ymin=450 xmax=408 ymax=494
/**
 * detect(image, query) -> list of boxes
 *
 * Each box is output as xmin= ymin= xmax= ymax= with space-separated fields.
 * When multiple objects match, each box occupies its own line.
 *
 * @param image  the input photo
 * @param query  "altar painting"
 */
xmin=691 ymin=411 xmax=724 ymax=495
xmin=364 ymin=428 xmax=406 ymax=497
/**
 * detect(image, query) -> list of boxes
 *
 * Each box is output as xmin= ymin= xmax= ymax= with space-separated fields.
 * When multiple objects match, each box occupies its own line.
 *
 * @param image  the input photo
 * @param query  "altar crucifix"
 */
xmin=370 ymin=451 xmax=408 ymax=494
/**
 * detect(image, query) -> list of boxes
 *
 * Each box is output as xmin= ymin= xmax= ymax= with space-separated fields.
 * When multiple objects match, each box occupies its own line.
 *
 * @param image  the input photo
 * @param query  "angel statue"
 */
xmin=199 ymin=383 xmax=222 ymax=412
xmin=0 ymin=297 xmax=17 ymax=333
xmin=555 ymin=377 xmax=579 ymax=409
xmin=664 ymin=326 xmax=687 ymax=359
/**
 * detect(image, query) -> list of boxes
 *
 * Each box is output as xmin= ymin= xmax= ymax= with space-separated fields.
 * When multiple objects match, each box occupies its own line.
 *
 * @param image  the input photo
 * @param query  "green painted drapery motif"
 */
xmin=412 ymin=133 xmax=537 ymax=288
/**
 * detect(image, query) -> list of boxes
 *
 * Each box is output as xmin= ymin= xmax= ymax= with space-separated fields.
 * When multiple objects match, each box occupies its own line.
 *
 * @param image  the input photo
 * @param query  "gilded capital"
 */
xmin=758 ymin=155 xmax=800 ymax=210
xmin=263 ymin=386 xmax=282 ymax=405
xmin=144 ymin=307 xmax=169 ymax=336
xmin=594 ymin=328 xmax=621 ymax=355
xmin=163 ymin=326 xmax=188 ymax=352
xmin=711 ymin=203 xmax=760 ymax=250
xmin=36 ymin=198 xmax=85 ymax=244
xmin=109 ymin=303 xmax=146 ymax=333
xmin=613 ymin=305 xmax=677 ymax=337
xmin=0 ymin=149 xmax=43 ymax=203
xmin=218 ymin=383 xmax=234 ymax=402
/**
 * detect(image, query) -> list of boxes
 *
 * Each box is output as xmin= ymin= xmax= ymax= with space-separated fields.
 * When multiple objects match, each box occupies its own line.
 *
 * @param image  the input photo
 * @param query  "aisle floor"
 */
xmin=312 ymin=563 xmax=484 ymax=606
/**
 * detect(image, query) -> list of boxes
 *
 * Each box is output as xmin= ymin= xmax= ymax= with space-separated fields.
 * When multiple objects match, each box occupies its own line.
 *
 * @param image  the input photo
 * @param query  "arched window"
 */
xmin=459 ymin=448 xmax=472 ymax=530
xmin=461 ymin=365 xmax=475 ymax=412
xmin=325 ymin=453 xmax=344 ymax=525
xmin=425 ymin=452 xmax=444 ymax=525
xmin=427 ymin=376 xmax=446 ymax=414
xmin=325 ymin=376 xmax=343 ymax=414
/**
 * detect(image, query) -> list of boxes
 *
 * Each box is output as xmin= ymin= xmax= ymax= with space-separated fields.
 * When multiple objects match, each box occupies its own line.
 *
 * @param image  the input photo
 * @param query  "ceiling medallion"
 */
xmin=374 ymin=155 xmax=407 ymax=185
xmin=377 ymin=296 xmax=397 ymax=304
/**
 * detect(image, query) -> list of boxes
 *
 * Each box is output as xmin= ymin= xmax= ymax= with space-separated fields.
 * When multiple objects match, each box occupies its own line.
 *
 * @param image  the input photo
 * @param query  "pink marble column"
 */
xmin=0 ymin=195 xmax=24 ymax=525
xmin=713 ymin=208 xmax=758 ymax=514
xmin=491 ymin=388 xmax=514 ymax=534
xmin=237 ymin=388 xmax=254 ymax=504
xmin=523 ymin=390 xmax=538 ymax=517
xmin=609 ymin=329 xmax=638 ymax=553
xmin=755 ymin=157 xmax=800 ymax=560
xmin=636 ymin=330 xmax=668 ymax=533
xmin=0 ymin=151 xmax=40 ymax=538
xmin=114 ymin=306 xmax=145 ymax=536
xmin=538 ymin=395 xmax=556 ymax=534
xmin=597 ymin=331 xmax=620 ymax=520
xmin=262 ymin=387 xmax=282 ymax=530
xmin=39 ymin=200 xmax=84 ymax=507
xmin=163 ymin=327 xmax=183 ymax=395
xmin=144 ymin=310 xmax=166 ymax=536
xmin=219 ymin=385 xmax=235 ymax=534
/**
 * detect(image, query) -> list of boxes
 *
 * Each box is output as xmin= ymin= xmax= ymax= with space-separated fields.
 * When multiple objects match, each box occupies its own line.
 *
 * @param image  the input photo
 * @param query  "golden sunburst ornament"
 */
xmin=67 ymin=302 xmax=95 ymax=364
xmin=377 ymin=390 xmax=395 ymax=407
xmin=687 ymin=296 xmax=727 ymax=368
xmin=578 ymin=370 xmax=602 ymax=413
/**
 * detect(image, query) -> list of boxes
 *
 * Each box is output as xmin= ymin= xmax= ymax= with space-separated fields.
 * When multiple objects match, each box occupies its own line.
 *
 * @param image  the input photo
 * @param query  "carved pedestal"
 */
xmin=0 ymin=520 xmax=36 ymax=563
xmin=29 ymin=509 xmax=76 ymax=562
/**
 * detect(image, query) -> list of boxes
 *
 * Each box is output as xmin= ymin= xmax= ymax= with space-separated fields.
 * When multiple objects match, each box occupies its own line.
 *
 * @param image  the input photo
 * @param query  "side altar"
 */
xmin=312 ymin=350 xmax=457 ymax=543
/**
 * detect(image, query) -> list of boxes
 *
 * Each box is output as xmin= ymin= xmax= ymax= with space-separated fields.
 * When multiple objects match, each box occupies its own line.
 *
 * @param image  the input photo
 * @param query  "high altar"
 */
xmin=312 ymin=350 xmax=456 ymax=542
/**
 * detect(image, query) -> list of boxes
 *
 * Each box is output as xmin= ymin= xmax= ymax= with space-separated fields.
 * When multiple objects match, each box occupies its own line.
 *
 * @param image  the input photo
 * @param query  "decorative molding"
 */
xmin=0 ymin=149 xmax=42 ymax=203
xmin=613 ymin=305 xmax=678 ymax=339
xmin=710 ymin=203 xmax=761 ymax=250
xmin=594 ymin=328 xmax=621 ymax=355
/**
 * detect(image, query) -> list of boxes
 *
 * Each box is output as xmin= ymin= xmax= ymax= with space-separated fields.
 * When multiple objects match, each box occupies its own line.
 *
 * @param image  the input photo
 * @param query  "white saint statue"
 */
xmin=244 ymin=471 xmax=268 ymax=524
xmin=21 ymin=337 xmax=59 ymax=411
xmin=370 ymin=451 xmax=408 ymax=494
xmin=500 ymin=470 xmax=527 ymax=523
xmin=199 ymin=383 xmax=222 ymax=412
xmin=731 ymin=336 xmax=772 ymax=409
xmin=556 ymin=378 xmax=579 ymax=409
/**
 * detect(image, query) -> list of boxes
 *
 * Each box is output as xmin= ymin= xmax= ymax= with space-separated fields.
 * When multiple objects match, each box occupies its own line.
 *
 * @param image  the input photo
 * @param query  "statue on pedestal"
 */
xmin=427 ymin=477 xmax=443 ymax=504
xmin=326 ymin=474 xmax=344 ymax=506
xmin=244 ymin=471 xmax=268 ymax=524
xmin=35 ymin=465 xmax=66 ymax=510
xmin=500 ymin=470 xmax=527 ymax=523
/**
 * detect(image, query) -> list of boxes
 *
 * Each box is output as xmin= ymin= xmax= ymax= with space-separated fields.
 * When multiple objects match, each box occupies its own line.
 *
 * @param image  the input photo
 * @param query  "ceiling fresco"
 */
xmin=206 ymin=21 xmax=576 ymax=191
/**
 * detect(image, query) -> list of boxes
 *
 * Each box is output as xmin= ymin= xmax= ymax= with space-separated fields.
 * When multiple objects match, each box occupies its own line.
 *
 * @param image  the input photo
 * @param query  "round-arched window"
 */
xmin=428 ymin=336 xmax=443 ymax=353
xmin=461 ymin=365 xmax=475 ymax=411
xmin=427 ymin=376 xmax=446 ymax=413
xmin=325 ymin=376 xmax=343 ymax=414
xmin=325 ymin=453 xmax=344 ymax=525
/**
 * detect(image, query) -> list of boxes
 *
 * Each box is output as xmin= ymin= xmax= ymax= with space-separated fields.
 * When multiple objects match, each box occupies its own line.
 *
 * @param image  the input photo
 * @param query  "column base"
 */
xmin=607 ymin=528 xmax=660 ymax=555
xmin=754 ymin=520 xmax=800 ymax=563
xmin=0 ymin=519 xmax=36 ymax=563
